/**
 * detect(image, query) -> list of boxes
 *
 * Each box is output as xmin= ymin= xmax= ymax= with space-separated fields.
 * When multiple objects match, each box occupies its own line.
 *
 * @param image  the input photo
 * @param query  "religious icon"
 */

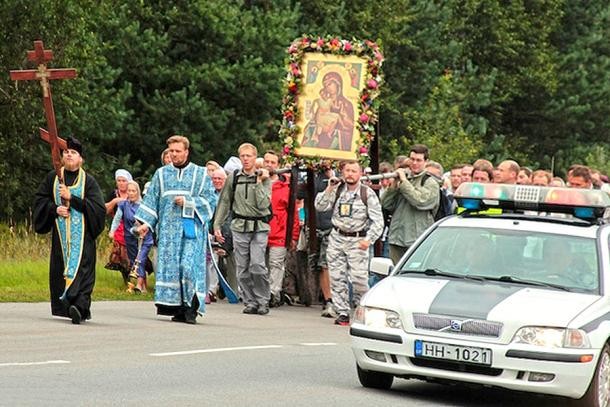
xmin=339 ymin=202 xmax=353 ymax=217
xmin=295 ymin=53 xmax=366 ymax=161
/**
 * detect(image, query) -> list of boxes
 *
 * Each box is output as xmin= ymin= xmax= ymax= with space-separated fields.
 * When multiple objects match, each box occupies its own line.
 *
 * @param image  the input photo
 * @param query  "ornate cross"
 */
xmin=10 ymin=40 xmax=77 ymax=179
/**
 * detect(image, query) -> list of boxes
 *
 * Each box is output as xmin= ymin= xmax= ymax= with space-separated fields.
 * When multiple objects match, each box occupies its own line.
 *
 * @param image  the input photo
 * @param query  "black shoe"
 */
xmin=184 ymin=309 xmax=197 ymax=324
xmin=257 ymin=306 xmax=269 ymax=315
xmin=242 ymin=305 xmax=258 ymax=314
xmin=217 ymin=287 xmax=226 ymax=300
xmin=269 ymin=295 xmax=281 ymax=308
xmin=68 ymin=305 xmax=82 ymax=325
xmin=281 ymin=292 xmax=294 ymax=306
xmin=334 ymin=314 xmax=350 ymax=326
xmin=171 ymin=313 xmax=186 ymax=322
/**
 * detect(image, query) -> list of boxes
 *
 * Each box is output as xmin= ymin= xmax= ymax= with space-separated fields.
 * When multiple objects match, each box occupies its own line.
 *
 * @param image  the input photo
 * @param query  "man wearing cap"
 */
xmin=33 ymin=137 xmax=106 ymax=324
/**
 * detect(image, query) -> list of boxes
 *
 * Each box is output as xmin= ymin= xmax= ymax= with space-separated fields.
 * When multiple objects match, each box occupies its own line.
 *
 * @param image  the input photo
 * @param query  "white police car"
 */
xmin=351 ymin=183 xmax=610 ymax=406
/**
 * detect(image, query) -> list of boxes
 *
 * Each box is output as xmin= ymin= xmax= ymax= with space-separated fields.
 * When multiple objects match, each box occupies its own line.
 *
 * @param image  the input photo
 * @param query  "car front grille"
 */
xmin=410 ymin=357 xmax=503 ymax=376
xmin=412 ymin=313 xmax=502 ymax=338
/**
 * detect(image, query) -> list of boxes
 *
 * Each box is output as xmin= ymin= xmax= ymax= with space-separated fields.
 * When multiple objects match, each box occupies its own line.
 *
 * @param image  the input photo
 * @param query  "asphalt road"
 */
xmin=0 ymin=301 xmax=574 ymax=407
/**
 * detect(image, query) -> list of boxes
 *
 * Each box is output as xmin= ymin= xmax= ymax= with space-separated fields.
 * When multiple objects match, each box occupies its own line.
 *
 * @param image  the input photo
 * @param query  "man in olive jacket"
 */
xmin=213 ymin=143 xmax=273 ymax=316
xmin=381 ymin=144 xmax=439 ymax=265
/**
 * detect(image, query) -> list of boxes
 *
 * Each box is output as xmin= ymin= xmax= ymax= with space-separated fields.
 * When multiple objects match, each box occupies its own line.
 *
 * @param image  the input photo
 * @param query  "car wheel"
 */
xmin=356 ymin=364 xmax=394 ymax=390
xmin=575 ymin=343 xmax=610 ymax=407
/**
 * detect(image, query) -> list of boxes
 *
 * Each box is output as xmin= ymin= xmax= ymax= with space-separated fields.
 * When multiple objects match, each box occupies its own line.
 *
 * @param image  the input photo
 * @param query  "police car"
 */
xmin=351 ymin=183 xmax=610 ymax=406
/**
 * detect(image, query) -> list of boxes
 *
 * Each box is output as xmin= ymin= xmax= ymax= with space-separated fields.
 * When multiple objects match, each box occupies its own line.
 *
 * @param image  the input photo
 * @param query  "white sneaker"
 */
xmin=321 ymin=303 xmax=337 ymax=318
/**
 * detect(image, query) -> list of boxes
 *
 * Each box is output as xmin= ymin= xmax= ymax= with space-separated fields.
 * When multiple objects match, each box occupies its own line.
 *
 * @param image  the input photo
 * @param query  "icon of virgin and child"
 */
xmin=302 ymin=71 xmax=355 ymax=151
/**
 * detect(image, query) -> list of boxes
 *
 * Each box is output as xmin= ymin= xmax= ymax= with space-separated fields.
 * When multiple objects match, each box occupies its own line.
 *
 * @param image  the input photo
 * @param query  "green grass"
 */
xmin=0 ymin=260 xmax=156 ymax=302
xmin=0 ymin=223 xmax=155 ymax=302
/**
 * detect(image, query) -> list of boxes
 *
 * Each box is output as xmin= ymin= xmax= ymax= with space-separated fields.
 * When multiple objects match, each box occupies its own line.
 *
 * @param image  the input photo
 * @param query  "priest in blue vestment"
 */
xmin=135 ymin=135 xmax=217 ymax=324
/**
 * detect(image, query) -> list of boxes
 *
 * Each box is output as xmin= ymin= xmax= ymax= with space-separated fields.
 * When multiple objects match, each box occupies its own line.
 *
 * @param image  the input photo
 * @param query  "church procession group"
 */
xmin=34 ymin=133 xmax=392 ymax=326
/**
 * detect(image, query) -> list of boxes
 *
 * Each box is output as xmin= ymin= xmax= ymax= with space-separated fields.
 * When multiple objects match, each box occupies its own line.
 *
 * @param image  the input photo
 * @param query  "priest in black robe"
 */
xmin=33 ymin=137 xmax=106 ymax=324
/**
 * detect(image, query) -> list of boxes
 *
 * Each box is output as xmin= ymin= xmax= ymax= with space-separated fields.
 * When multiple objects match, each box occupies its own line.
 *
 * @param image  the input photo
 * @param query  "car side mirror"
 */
xmin=370 ymin=257 xmax=394 ymax=276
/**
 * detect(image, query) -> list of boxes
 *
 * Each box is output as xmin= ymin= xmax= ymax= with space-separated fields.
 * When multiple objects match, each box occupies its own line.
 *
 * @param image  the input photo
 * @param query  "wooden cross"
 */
xmin=10 ymin=40 xmax=76 ymax=179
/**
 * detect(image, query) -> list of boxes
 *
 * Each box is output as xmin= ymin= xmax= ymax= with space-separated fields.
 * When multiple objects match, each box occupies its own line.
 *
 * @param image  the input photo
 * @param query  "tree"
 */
xmin=397 ymin=71 xmax=483 ymax=167
xmin=0 ymin=0 xmax=301 ymax=221
xmin=542 ymin=1 xmax=610 ymax=172
xmin=0 ymin=1 xmax=128 ymax=220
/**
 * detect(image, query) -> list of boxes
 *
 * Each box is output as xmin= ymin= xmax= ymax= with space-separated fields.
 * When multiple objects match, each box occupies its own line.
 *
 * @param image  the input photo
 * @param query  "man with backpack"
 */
xmin=314 ymin=160 xmax=384 ymax=326
xmin=424 ymin=160 xmax=455 ymax=221
xmin=381 ymin=144 xmax=440 ymax=265
xmin=213 ymin=143 xmax=273 ymax=316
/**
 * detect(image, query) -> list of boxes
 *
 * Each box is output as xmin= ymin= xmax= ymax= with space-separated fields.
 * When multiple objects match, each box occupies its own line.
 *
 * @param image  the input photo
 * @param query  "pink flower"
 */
xmin=316 ymin=38 xmax=325 ymax=47
xmin=374 ymin=51 xmax=384 ymax=61
xmin=343 ymin=41 xmax=352 ymax=52
xmin=359 ymin=113 xmax=369 ymax=123
xmin=359 ymin=146 xmax=368 ymax=154
xmin=288 ymin=44 xmax=298 ymax=54
xmin=284 ymin=146 xmax=291 ymax=154
xmin=290 ymin=63 xmax=300 ymax=75
xmin=367 ymin=79 xmax=378 ymax=89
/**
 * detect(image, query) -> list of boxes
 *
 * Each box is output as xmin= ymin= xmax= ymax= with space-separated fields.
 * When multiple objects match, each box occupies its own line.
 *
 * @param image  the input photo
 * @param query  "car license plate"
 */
xmin=414 ymin=340 xmax=492 ymax=365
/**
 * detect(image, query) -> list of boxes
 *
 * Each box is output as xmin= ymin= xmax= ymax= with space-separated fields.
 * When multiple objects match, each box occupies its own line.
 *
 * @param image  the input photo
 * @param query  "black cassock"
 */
xmin=33 ymin=169 xmax=106 ymax=319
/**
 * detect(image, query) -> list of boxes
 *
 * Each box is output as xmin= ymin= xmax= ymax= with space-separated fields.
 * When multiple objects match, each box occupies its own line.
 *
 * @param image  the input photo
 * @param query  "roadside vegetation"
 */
xmin=0 ymin=224 xmax=154 ymax=302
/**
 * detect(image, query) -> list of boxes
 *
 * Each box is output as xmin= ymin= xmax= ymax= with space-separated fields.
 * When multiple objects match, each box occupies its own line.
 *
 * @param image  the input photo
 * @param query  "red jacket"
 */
xmin=268 ymin=178 xmax=300 ymax=247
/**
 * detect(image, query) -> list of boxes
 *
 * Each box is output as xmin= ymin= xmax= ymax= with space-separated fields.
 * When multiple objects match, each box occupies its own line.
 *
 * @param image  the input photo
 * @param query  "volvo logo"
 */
xmin=450 ymin=320 xmax=463 ymax=332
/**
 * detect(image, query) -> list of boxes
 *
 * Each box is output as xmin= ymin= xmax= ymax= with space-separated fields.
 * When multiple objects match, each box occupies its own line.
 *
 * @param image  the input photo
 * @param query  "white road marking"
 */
xmin=300 ymin=343 xmax=337 ymax=346
xmin=150 ymin=345 xmax=283 ymax=357
xmin=0 ymin=360 xmax=70 ymax=367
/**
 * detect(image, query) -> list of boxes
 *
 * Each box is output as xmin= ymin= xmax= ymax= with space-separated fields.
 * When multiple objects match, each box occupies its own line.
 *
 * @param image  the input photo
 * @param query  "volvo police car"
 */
xmin=351 ymin=183 xmax=610 ymax=406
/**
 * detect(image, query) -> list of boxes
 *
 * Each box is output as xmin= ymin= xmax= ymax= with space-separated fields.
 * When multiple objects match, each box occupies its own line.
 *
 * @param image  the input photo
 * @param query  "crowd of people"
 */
xmin=34 ymin=136 xmax=610 ymax=326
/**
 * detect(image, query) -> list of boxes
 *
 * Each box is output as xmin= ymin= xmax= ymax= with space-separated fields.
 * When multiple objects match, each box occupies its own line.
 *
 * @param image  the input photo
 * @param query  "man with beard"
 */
xmin=33 ymin=136 xmax=106 ymax=324
xmin=314 ymin=160 xmax=383 ymax=326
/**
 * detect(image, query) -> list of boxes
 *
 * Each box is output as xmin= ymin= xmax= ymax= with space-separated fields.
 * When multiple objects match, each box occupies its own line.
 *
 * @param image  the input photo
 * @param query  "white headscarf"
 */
xmin=223 ymin=156 xmax=243 ymax=174
xmin=115 ymin=169 xmax=133 ymax=182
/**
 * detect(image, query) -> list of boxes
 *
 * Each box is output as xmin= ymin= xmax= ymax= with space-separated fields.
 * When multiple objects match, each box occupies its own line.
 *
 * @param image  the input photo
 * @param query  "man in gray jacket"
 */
xmin=381 ymin=144 xmax=439 ymax=265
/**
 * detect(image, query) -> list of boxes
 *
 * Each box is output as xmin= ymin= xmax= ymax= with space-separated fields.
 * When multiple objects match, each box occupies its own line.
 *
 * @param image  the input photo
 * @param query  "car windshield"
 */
xmin=398 ymin=226 xmax=600 ymax=294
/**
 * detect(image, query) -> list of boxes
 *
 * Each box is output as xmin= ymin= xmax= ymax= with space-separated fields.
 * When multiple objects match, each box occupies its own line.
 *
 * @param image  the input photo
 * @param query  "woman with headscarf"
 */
xmin=104 ymin=169 xmax=133 ymax=283
xmin=109 ymin=181 xmax=154 ymax=293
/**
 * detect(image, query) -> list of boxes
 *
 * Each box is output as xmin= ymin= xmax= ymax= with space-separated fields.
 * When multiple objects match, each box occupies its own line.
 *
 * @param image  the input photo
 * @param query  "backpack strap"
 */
xmin=420 ymin=172 xmax=430 ymax=186
xmin=229 ymin=169 xmax=240 ymax=214
xmin=332 ymin=183 xmax=369 ymax=212
xmin=419 ymin=172 xmax=440 ymax=217
xmin=360 ymin=185 xmax=368 ymax=210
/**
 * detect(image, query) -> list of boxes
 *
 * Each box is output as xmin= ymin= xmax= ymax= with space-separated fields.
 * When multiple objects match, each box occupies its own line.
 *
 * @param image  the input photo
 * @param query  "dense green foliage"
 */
xmin=1 ymin=0 xmax=609 ymax=221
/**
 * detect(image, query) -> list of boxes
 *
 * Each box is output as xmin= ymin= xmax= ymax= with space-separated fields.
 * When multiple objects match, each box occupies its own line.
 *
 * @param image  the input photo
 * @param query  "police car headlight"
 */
xmin=512 ymin=327 xmax=591 ymax=348
xmin=353 ymin=306 xmax=403 ymax=330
